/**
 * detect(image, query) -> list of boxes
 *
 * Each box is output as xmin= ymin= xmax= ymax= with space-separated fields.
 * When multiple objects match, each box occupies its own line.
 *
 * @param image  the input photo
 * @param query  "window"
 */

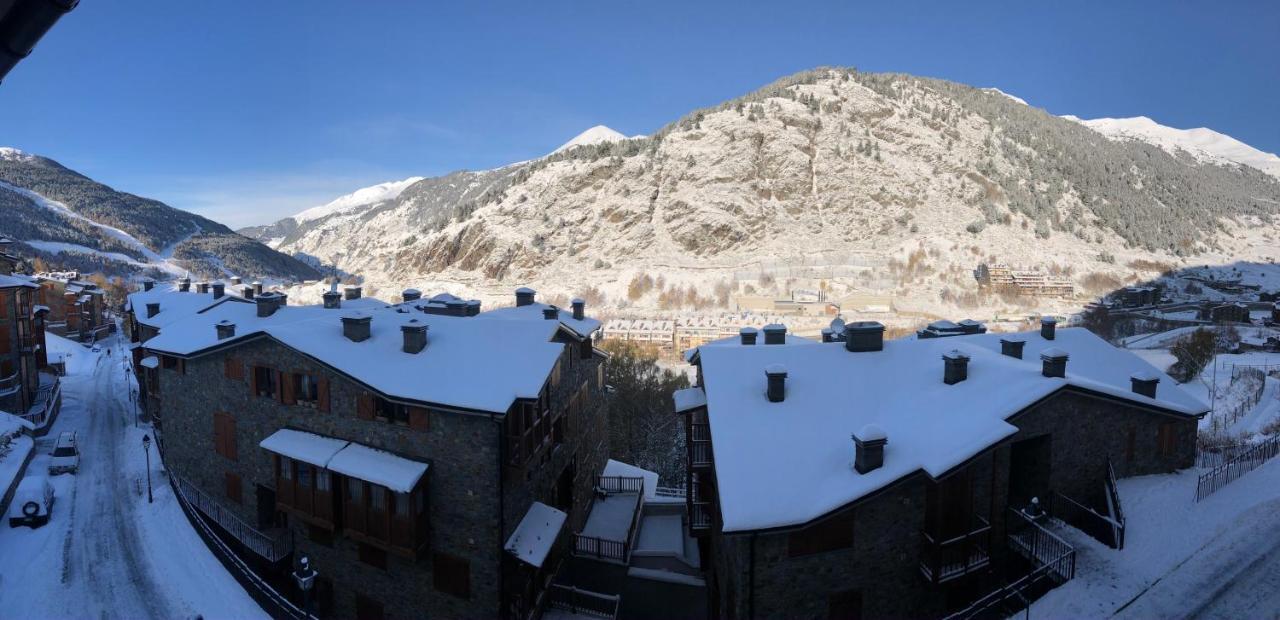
xmin=225 ymin=472 xmax=242 ymax=504
xmin=374 ymin=398 xmax=408 ymax=425
xmin=1157 ymin=423 xmax=1177 ymax=457
xmin=354 ymin=594 xmax=384 ymax=620
xmin=358 ymin=542 xmax=387 ymax=570
xmin=253 ymin=366 xmax=277 ymax=398
xmin=788 ymin=511 xmax=855 ymax=557
xmin=161 ymin=355 xmax=178 ymax=370
xmin=432 ymin=553 xmax=471 ymax=599
xmin=224 ymin=357 xmax=243 ymax=381
xmin=550 ymin=359 xmax=562 ymax=388
xmin=294 ymin=373 xmax=320 ymax=406
xmin=1125 ymin=427 xmax=1136 ymax=462
xmin=308 ymin=524 xmax=334 ymax=547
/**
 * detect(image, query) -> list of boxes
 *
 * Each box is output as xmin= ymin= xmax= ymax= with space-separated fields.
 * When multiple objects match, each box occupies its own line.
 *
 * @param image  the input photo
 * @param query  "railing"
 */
xmin=547 ymin=584 xmax=620 ymax=619
xmin=0 ymin=372 xmax=18 ymax=396
xmin=573 ymin=535 xmax=627 ymax=561
xmin=1197 ymin=442 xmax=1252 ymax=468
xmin=1195 ymin=435 xmax=1280 ymax=502
xmin=946 ymin=511 xmax=1076 ymax=620
xmin=1105 ymin=459 xmax=1126 ymax=550
xmin=1050 ymin=491 xmax=1122 ymax=549
xmin=573 ymin=476 xmax=645 ymax=562
xmin=597 ymin=475 xmax=645 ymax=494
xmin=690 ymin=501 xmax=712 ymax=531
xmin=918 ymin=515 xmax=992 ymax=584
xmin=654 ymin=485 xmax=686 ymax=498
xmin=174 ymin=474 xmax=292 ymax=562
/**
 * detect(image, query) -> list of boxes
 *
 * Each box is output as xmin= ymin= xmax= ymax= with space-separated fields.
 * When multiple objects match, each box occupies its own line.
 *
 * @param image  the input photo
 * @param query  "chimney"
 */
xmin=216 ymin=320 xmax=236 ymax=340
xmin=197 ymin=282 xmax=210 ymax=295
xmin=739 ymin=327 xmax=758 ymax=345
xmin=253 ymin=281 xmax=264 ymax=296
xmin=852 ymin=425 xmax=888 ymax=474
xmin=402 ymin=288 xmax=422 ymax=303
xmin=145 ymin=302 xmax=160 ymax=318
xmin=256 ymin=293 xmax=280 ymax=318
xmin=1130 ymin=372 xmax=1159 ymax=398
xmin=241 ymin=286 xmax=255 ymax=300
xmin=763 ymin=324 xmax=787 ymax=345
xmin=1041 ymin=348 xmax=1068 ymax=378
xmin=344 ymin=285 xmax=362 ymax=300
xmin=1040 ymin=316 xmax=1058 ymax=340
xmin=943 ymin=350 xmax=970 ymax=385
xmin=277 ymin=293 xmax=288 ymax=307
xmin=230 ymin=276 xmax=242 ymax=286
xmin=571 ymin=298 xmax=585 ymax=321
xmin=211 ymin=282 xmax=225 ymax=299
xmin=141 ymin=279 xmax=155 ymax=292
xmin=542 ymin=306 xmax=559 ymax=320
xmin=1000 ymin=338 xmax=1026 ymax=359
xmin=844 ymin=321 xmax=885 ymax=352
xmin=178 ymin=277 xmax=191 ymax=292
xmin=515 ymin=287 xmax=536 ymax=307
xmin=821 ymin=328 xmax=834 ymax=343
xmin=401 ymin=319 xmax=428 ymax=354
xmin=765 ymin=364 xmax=787 ymax=402
xmin=466 ymin=300 xmax=481 ymax=316
xmin=341 ymin=312 xmax=372 ymax=342
xmin=322 ymin=288 xmax=342 ymax=309
xmin=445 ymin=299 xmax=466 ymax=316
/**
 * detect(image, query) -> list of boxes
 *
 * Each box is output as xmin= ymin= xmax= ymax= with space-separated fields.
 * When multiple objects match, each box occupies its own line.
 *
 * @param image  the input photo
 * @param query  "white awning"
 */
xmin=259 ymin=429 xmax=348 ymax=469
xmin=139 ymin=356 xmax=160 ymax=369
xmin=504 ymin=502 xmax=567 ymax=568
xmin=327 ymin=443 xmax=428 ymax=494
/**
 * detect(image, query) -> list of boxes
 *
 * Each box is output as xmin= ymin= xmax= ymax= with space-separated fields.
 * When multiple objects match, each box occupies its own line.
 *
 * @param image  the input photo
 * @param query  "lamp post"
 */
xmin=141 ymin=434 xmax=153 ymax=504
xmin=293 ymin=552 xmax=318 ymax=619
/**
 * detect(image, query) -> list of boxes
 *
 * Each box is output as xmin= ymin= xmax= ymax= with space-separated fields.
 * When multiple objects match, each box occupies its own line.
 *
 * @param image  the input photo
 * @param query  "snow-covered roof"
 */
xmin=259 ymin=429 xmax=428 ymax=493
xmin=0 ymin=274 xmax=38 ymax=289
xmin=504 ymin=502 xmax=567 ymax=568
xmin=126 ymin=286 xmax=250 ymax=330
xmin=478 ymin=302 xmax=601 ymax=339
xmin=144 ymin=297 xmax=569 ymax=413
xmin=683 ymin=331 xmax=819 ymax=362
xmin=603 ymin=459 xmax=659 ymax=501
xmin=672 ymin=387 xmax=706 ymax=413
xmin=695 ymin=327 xmax=1209 ymax=533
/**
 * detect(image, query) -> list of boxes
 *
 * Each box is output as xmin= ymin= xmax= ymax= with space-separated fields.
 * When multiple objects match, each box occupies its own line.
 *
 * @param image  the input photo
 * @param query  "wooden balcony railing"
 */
xmin=919 ymin=515 xmax=992 ymax=584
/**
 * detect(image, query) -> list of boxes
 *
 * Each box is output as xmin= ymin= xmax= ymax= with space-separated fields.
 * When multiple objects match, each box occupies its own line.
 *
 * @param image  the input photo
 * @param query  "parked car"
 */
xmin=48 ymin=431 xmax=79 ymax=475
xmin=8 ymin=476 xmax=54 ymax=528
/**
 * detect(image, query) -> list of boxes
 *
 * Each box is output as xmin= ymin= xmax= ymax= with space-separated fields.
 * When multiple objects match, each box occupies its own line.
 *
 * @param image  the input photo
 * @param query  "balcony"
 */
xmin=573 ymin=476 xmax=645 ymax=563
xmin=173 ymin=474 xmax=291 ymax=563
xmin=919 ymin=515 xmax=992 ymax=584
xmin=689 ymin=423 xmax=712 ymax=469
xmin=0 ymin=371 xmax=18 ymax=397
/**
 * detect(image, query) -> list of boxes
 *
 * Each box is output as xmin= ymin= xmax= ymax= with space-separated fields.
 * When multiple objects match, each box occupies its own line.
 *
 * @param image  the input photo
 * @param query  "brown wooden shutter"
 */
xmin=317 ymin=378 xmax=331 ymax=413
xmin=0 ymin=325 xmax=9 ymax=354
xmin=224 ymin=357 xmax=243 ymax=381
xmin=409 ymin=407 xmax=429 ymax=432
xmin=249 ymin=366 xmax=259 ymax=397
xmin=0 ymin=292 xmax=7 ymax=319
xmin=225 ymin=472 xmax=242 ymax=504
xmin=282 ymin=372 xmax=296 ymax=405
xmin=225 ymin=414 xmax=237 ymax=461
xmin=177 ymin=358 xmax=186 ymax=375
xmin=212 ymin=412 xmax=224 ymax=456
xmin=357 ymin=393 xmax=374 ymax=420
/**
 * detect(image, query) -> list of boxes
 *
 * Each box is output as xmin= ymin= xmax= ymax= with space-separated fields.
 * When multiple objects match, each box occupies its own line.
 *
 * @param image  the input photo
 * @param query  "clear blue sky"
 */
xmin=3 ymin=1 xmax=1277 ymax=228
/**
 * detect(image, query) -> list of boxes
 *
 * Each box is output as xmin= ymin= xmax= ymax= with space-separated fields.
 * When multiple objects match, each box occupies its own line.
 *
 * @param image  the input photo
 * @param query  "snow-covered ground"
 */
xmin=1032 ymin=457 xmax=1280 ymax=618
xmin=0 ymin=332 xmax=265 ymax=618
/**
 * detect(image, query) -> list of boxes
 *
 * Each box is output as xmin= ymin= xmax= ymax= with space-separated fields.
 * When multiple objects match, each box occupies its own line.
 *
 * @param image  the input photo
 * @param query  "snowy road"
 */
xmin=0 ymin=332 xmax=265 ymax=619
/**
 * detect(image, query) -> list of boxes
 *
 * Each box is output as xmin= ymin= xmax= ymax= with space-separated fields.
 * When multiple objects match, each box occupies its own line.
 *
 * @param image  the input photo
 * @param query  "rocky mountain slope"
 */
xmin=241 ymin=68 xmax=1280 ymax=316
xmin=1062 ymin=116 xmax=1280 ymax=178
xmin=0 ymin=148 xmax=319 ymax=281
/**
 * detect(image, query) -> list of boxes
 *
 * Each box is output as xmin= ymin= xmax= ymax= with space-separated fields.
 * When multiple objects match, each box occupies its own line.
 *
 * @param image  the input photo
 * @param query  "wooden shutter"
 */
xmin=0 ymin=325 xmax=9 ymax=355
xmin=212 ymin=412 xmax=224 ymax=456
xmin=282 ymin=372 xmax=296 ymax=405
xmin=317 ymin=378 xmax=331 ymax=413
xmin=409 ymin=407 xmax=429 ymax=432
xmin=177 ymin=358 xmax=186 ymax=375
xmin=250 ymin=366 xmax=259 ymax=397
xmin=225 ymin=414 xmax=237 ymax=461
xmin=0 ymin=292 xmax=7 ymax=319
xmin=357 ymin=393 xmax=374 ymax=420
xmin=224 ymin=357 xmax=243 ymax=381
xmin=225 ymin=472 xmax=242 ymax=504
xmin=432 ymin=553 xmax=471 ymax=599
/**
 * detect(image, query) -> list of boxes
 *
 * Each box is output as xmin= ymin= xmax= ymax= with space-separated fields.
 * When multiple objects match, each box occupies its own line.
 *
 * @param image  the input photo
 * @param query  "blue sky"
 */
xmin=3 ymin=1 xmax=1277 ymax=228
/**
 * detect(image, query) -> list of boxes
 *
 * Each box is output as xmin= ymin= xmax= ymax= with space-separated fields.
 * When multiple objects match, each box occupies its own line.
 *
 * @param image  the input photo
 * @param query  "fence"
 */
xmin=547 ymin=585 xmax=620 ymax=619
xmin=1196 ymin=442 xmax=1252 ymax=468
xmin=174 ymin=474 xmax=292 ymax=562
xmin=1050 ymin=491 xmax=1123 ymax=549
xmin=1104 ymin=459 xmax=1126 ymax=550
xmin=946 ymin=510 xmax=1076 ymax=620
xmin=1209 ymin=368 xmax=1267 ymax=435
xmin=1195 ymin=435 xmax=1280 ymax=502
xmin=597 ymin=475 xmax=645 ymax=495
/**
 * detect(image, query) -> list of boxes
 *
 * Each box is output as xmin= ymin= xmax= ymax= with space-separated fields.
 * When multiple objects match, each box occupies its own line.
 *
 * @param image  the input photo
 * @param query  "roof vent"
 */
xmin=342 ymin=312 xmax=372 ymax=343
xmin=1000 ymin=338 xmax=1026 ymax=359
xmin=739 ymin=327 xmax=758 ymax=346
xmin=343 ymin=285 xmax=361 ymax=300
xmin=844 ymin=321 xmax=885 ymax=352
xmin=542 ymin=306 xmax=559 ymax=320
xmin=241 ymin=285 xmax=254 ymax=300
xmin=178 ymin=277 xmax=191 ymax=293
xmin=253 ymin=281 xmax=264 ymax=296
xmin=1130 ymin=372 xmax=1159 ymax=398
xmin=1040 ymin=316 xmax=1058 ymax=340
xmin=943 ymin=350 xmax=970 ymax=385
xmin=571 ymin=298 xmax=585 ymax=321
xmin=852 ymin=425 xmax=888 ymax=474
xmin=216 ymin=320 xmax=235 ymax=340
xmin=403 ymin=288 xmax=422 ymax=303
xmin=516 ymin=287 xmax=536 ymax=307
xmin=145 ymin=302 xmax=160 ymax=318
xmin=256 ymin=292 xmax=281 ymax=318
xmin=141 ymin=279 xmax=155 ymax=292
xmin=765 ymin=364 xmax=787 ymax=402
xmin=402 ymin=319 xmax=428 ymax=354
xmin=1041 ymin=348 xmax=1068 ymax=378
xmin=211 ymin=282 xmax=225 ymax=299
xmin=763 ymin=323 xmax=787 ymax=345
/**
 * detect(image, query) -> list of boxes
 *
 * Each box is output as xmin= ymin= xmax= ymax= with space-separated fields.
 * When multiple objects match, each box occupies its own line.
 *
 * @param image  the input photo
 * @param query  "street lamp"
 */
xmin=293 ymin=552 xmax=318 ymax=619
xmin=141 ymin=434 xmax=153 ymax=504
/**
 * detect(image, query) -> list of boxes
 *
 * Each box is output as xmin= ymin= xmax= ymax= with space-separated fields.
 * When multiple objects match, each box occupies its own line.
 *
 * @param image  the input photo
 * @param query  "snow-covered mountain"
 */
xmin=293 ymin=177 xmax=425 ymax=224
xmin=1063 ymin=115 xmax=1280 ymax=178
xmin=0 ymin=148 xmax=319 ymax=281
xmin=240 ymin=68 xmax=1280 ymax=317
xmin=552 ymin=125 xmax=634 ymax=154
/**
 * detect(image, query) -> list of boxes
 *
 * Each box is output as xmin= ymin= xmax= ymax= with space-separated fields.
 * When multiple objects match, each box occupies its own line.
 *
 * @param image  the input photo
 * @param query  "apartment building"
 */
xmin=142 ymin=286 xmax=609 ymax=619
xmin=675 ymin=319 xmax=1203 ymax=618
xmin=0 ymin=239 xmax=60 ymax=433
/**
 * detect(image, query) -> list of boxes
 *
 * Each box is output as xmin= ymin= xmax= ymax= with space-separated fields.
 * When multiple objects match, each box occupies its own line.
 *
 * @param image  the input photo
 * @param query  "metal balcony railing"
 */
xmin=919 ymin=515 xmax=992 ymax=584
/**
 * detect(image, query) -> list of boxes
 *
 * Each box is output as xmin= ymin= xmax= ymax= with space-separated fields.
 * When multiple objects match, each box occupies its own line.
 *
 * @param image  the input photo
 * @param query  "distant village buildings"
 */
xmin=32 ymin=272 xmax=109 ymax=342
xmin=975 ymin=263 xmax=1075 ymax=298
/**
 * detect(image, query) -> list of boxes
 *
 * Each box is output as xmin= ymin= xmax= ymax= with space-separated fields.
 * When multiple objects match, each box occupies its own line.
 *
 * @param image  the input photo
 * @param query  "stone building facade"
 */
xmin=146 ymin=290 xmax=609 ymax=619
xmin=0 ymin=241 xmax=58 ymax=431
